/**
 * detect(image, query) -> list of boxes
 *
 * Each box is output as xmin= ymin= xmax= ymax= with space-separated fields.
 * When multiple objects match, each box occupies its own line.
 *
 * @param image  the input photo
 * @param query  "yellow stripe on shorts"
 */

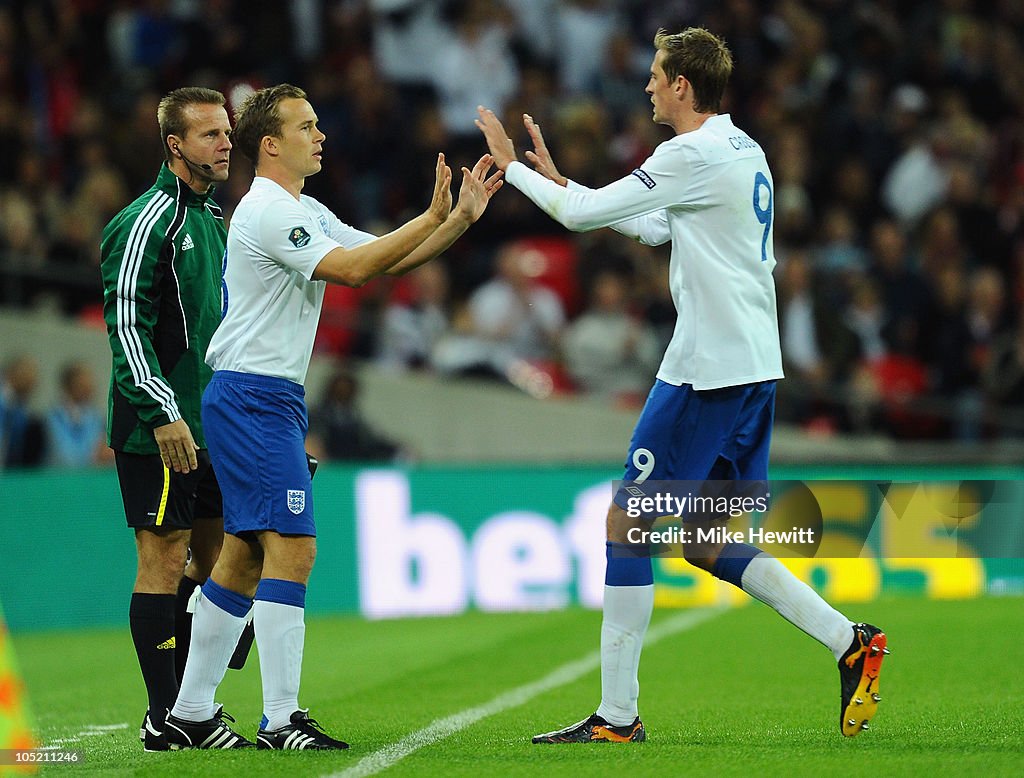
xmin=155 ymin=465 xmax=170 ymax=526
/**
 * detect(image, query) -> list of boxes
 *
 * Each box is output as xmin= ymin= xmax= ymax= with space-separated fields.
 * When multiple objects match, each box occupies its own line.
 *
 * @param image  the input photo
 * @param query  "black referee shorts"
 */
xmin=115 ymin=449 xmax=223 ymax=530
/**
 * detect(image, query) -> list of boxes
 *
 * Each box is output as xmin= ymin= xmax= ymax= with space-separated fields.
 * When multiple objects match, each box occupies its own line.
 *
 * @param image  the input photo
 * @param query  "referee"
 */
xmin=99 ymin=87 xmax=232 ymax=752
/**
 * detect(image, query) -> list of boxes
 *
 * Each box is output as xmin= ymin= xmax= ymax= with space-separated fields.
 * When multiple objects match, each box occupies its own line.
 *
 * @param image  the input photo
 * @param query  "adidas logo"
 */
xmin=156 ymin=637 xmax=176 ymax=650
xmin=181 ymin=233 xmax=195 ymax=251
xmin=283 ymin=731 xmax=317 ymax=749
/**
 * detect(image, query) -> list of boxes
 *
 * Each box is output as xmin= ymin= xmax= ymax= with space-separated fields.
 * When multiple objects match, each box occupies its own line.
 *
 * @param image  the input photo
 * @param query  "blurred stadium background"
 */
xmin=1 ymin=0 xmax=1023 ymax=762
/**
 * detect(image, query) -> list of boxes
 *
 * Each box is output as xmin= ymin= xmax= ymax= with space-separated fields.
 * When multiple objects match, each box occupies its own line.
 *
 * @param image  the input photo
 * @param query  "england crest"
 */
xmin=287 ymin=489 xmax=306 ymax=515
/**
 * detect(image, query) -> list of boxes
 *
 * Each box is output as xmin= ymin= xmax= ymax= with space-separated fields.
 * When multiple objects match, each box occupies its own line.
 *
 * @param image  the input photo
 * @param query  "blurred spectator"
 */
xmin=633 ymin=249 xmax=675 ymax=354
xmin=918 ymin=206 xmax=971 ymax=279
xmin=608 ymin=107 xmax=664 ymax=179
xmin=554 ymin=0 xmax=620 ymax=96
xmin=594 ymin=32 xmax=651 ymax=129
xmin=107 ymin=1 xmax=183 ymax=77
xmin=376 ymin=262 xmax=451 ymax=370
xmin=44 ymin=361 xmax=110 ymax=468
xmin=776 ymin=250 xmax=860 ymax=430
xmin=814 ymin=206 xmax=868 ymax=274
xmin=831 ymin=157 xmax=880 ymax=234
xmin=776 ymin=250 xmax=827 ymax=423
xmin=920 ymin=265 xmax=975 ymax=436
xmin=0 ymin=355 xmax=46 ymax=469
xmin=551 ymin=101 xmax=612 ymax=187
xmin=307 ymin=368 xmax=401 ymax=462
xmin=945 ymin=159 xmax=1009 ymax=270
xmin=866 ymin=218 xmax=929 ymax=356
xmin=771 ymin=125 xmax=814 ymax=247
xmin=966 ymin=267 xmax=1008 ymax=358
xmin=821 ymin=71 xmax=896 ymax=183
xmin=984 ymin=311 xmax=1024 ymax=438
xmin=370 ymin=0 xmax=448 ymax=99
xmin=433 ymin=240 xmax=565 ymax=379
xmin=881 ymin=111 xmax=949 ymax=225
xmin=504 ymin=0 xmax=557 ymax=63
xmin=563 ymin=270 xmax=659 ymax=401
xmin=430 ymin=0 xmax=518 ymax=139
xmin=0 ymin=193 xmax=43 ymax=266
xmin=956 ymin=267 xmax=1008 ymax=439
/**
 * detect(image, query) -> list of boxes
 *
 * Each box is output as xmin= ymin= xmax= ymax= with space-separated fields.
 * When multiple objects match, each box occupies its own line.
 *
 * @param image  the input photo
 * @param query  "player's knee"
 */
xmin=293 ymin=541 xmax=317 ymax=579
xmin=606 ymin=503 xmax=644 ymax=544
xmin=259 ymin=533 xmax=316 ymax=583
xmin=185 ymin=555 xmax=216 ymax=583
xmin=187 ymin=538 xmax=224 ymax=581
xmin=135 ymin=529 xmax=190 ymax=590
xmin=682 ymin=539 xmax=722 ymax=572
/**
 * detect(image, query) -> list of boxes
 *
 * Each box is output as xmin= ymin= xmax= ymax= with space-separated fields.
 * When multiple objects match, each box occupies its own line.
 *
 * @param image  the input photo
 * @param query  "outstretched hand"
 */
xmin=475 ymin=106 xmax=517 ymax=171
xmin=455 ymin=154 xmax=504 ymax=224
xmin=427 ymin=153 xmax=453 ymax=224
xmin=523 ymin=114 xmax=568 ymax=187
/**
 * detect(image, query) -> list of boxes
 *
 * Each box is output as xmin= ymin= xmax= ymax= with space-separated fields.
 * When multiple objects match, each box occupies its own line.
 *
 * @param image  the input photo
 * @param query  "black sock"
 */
xmin=174 ymin=576 xmax=202 ymax=686
xmin=129 ymin=593 xmax=178 ymax=729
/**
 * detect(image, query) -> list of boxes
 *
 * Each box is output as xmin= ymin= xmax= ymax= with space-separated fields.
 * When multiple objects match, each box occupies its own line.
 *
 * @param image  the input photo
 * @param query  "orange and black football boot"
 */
xmin=532 ymin=714 xmax=645 ymax=744
xmin=838 ymin=623 xmax=889 ymax=736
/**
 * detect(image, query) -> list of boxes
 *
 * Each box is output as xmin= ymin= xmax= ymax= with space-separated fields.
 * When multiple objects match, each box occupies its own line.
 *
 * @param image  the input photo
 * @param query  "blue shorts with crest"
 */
xmin=202 ymin=370 xmax=315 ymax=537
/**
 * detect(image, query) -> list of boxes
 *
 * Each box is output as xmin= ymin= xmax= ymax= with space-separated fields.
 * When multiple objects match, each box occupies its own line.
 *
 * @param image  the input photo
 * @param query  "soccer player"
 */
xmin=475 ymin=27 xmax=888 ymax=742
xmin=164 ymin=83 xmax=502 ymax=750
xmin=100 ymin=87 xmax=233 ymax=751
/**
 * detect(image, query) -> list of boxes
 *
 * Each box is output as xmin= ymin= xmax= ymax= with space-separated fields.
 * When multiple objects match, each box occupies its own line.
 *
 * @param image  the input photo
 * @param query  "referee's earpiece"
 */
xmin=173 ymin=143 xmax=213 ymax=171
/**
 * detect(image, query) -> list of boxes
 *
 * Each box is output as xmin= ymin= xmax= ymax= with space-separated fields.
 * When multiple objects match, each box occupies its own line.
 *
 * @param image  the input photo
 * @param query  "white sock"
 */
xmin=740 ymin=554 xmax=854 ymax=660
xmin=595 ymin=584 xmax=654 ymax=726
xmin=171 ymin=596 xmax=247 ymax=721
xmin=255 ymin=600 xmax=306 ymax=731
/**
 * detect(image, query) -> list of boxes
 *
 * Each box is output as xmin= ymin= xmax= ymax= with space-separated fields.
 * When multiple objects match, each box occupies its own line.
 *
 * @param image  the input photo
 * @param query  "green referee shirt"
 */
xmin=100 ymin=163 xmax=226 ymax=455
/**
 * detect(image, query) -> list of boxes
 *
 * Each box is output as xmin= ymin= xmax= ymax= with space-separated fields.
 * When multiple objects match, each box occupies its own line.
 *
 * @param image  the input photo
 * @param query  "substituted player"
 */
xmin=476 ymin=27 xmax=888 ymax=743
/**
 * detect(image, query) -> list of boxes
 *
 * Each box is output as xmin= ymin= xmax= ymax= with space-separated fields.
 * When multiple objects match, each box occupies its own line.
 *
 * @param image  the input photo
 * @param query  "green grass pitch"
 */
xmin=12 ymin=597 xmax=1024 ymax=777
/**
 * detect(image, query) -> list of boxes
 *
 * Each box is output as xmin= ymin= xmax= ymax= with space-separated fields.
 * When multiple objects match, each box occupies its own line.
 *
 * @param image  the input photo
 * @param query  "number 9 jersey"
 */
xmin=504 ymin=113 xmax=784 ymax=391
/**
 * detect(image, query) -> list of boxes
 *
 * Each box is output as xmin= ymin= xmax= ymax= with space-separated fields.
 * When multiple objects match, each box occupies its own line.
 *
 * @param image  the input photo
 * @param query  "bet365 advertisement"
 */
xmin=0 ymin=467 xmax=1021 ymax=631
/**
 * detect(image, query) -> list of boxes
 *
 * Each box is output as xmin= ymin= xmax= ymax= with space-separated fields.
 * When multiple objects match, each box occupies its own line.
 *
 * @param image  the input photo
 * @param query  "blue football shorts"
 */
xmin=613 ymin=379 xmax=776 ymax=514
xmin=202 ymin=370 xmax=315 ymax=537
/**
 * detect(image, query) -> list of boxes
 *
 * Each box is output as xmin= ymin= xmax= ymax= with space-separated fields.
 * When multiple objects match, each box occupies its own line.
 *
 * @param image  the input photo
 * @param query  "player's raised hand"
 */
xmin=454 ymin=154 xmax=504 ymax=224
xmin=475 ymin=106 xmax=517 ymax=171
xmin=523 ymin=114 xmax=568 ymax=187
xmin=426 ymin=153 xmax=453 ymax=224
xmin=153 ymin=418 xmax=199 ymax=474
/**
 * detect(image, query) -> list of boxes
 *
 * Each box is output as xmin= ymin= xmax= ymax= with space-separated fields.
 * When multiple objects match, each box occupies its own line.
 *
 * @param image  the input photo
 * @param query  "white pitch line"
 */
xmin=44 ymin=722 xmax=129 ymax=749
xmin=328 ymin=607 xmax=725 ymax=778
xmin=79 ymin=724 xmax=130 ymax=734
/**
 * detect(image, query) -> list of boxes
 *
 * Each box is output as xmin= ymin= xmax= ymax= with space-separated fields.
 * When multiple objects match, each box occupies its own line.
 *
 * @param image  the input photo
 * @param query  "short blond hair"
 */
xmin=157 ymin=87 xmax=226 ymax=162
xmin=231 ymin=83 xmax=308 ymax=165
xmin=654 ymin=27 xmax=733 ymax=113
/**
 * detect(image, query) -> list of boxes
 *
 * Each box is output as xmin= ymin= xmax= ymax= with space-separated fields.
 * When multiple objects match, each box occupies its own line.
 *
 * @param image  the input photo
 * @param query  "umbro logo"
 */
xmin=156 ymin=637 xmax=176 ymax=650
xmin=181 ymin=233 xmax=195 ymax=251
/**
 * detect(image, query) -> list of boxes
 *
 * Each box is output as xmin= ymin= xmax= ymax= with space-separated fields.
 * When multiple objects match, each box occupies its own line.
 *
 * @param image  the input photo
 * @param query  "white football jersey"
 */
xmin=506 ymin=114 xmax=784 ymax=390
xmin=206 ymin=177 xmax=374 ymax=384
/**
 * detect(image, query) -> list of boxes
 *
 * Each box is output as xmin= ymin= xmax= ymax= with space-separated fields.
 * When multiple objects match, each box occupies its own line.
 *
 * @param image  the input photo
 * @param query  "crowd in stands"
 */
xmin=0 ymin=355 xmax=112 ymax=469
xmin=2 ymin=0 xmax=1024 ymax=459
